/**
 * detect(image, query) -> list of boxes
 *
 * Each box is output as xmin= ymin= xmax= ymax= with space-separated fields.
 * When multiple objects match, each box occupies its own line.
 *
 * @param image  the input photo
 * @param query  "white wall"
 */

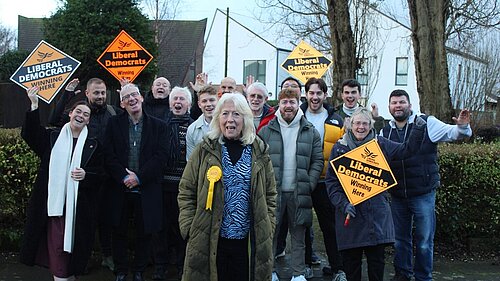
xmin=364 ymin=13 xmax=419 ymax=119
xmin=204 ymin=10 xmax=280 ymax=99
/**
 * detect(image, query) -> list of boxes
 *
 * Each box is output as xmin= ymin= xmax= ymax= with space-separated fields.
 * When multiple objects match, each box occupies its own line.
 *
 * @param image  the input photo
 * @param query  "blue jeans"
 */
xmin=391 ymin=190 xmax=436 ymax=281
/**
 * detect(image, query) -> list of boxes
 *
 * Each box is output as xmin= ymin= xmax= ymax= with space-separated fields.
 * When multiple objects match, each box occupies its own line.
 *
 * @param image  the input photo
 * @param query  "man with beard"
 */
xmin=105 ymin=83 xmax=168 ymax=281
xmin=300 ymin=78 xmax=346 ymax=281
xmin=381 ymin=90 xmax=471 ymax=281
xmin=186 ymin=85 xmax=218 ymax=160
xmin=259 ymin=88 xmax=323 ymax=281
xmin=336 ymin=79 xmax=385 ymax=131
xmin=274 ymin=77 xmax=322 ymax=271
xmin=48 ymin=77 xmax=121 ymax=272
xmin=152 ymin=87 xmax=193 ymax=280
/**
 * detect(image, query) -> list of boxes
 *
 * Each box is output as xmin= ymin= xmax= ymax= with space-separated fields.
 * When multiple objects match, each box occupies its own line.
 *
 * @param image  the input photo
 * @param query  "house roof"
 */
xmin=154 ymin=19 xmax=207 ymax=86
xmin=17 ymin=16 xmax=207 ymax=87
xmin=17 ymin=16 xmax=44 ymax=51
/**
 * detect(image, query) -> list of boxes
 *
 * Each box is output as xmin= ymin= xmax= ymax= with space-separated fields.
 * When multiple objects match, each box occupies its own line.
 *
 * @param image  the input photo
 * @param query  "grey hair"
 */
xmin=346 ymin=107 xmax=374 ymax=130
xmin=246 ymin=82 xmax=268 ymax=96
xmin=207 ymin=93 xmax=256 ymax=145
xmin=120 ymin=83 xmax=140 ymax=100
xmin=169 ymin=86 xmax=192 ymax=106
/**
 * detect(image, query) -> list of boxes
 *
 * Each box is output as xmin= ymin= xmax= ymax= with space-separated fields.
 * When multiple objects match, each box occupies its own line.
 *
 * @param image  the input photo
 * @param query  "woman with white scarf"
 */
xmin=19 ymin=86 xmax=103 ymax=281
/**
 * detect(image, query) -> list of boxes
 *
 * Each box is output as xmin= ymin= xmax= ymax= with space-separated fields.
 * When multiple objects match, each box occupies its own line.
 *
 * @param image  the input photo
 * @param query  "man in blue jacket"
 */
xmin=381 ymin=90 xmax=471 ymax=281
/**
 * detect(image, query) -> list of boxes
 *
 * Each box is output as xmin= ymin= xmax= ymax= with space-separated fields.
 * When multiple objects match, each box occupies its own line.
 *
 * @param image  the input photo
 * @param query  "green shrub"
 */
xmin=436 ymin=141 xmax=500 ymax=253
xmin=0 ymin=128 xmax=39 ymax=250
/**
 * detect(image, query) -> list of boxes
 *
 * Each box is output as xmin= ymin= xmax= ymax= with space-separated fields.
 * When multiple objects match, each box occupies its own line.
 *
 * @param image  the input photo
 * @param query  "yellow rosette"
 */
xmin=205 ymin=166 xmax=222 ymax=210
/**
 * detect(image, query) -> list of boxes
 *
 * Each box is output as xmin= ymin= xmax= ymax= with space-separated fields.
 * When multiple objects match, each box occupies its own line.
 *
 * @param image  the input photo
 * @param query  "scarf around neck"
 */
xmin=47 ymin=123 xmax=87 ymax=253
xmin=343 ymin=128 xmax=376 ymax=150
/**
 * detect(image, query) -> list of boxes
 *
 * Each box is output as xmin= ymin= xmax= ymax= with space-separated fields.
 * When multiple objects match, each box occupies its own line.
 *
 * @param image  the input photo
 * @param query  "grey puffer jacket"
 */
xmin=258 ymin=116 xmax=323 ymax=227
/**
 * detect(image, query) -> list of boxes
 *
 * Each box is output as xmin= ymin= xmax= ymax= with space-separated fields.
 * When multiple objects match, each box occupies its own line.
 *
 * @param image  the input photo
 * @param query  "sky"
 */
xmin=0 ymin=0 xmax=262 ymax=30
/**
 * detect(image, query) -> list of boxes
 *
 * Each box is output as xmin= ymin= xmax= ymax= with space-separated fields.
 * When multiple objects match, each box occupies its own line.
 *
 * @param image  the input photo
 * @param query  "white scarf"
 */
xmin=47 ymin=123 xmax=88 ymax=253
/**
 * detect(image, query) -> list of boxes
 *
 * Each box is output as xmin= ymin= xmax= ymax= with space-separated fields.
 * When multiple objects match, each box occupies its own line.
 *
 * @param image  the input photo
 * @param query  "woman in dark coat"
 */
xmin=20 ymin=86 xmax=103 ymax=281
xmin=325 ymin=107 xmax=425 ymax=281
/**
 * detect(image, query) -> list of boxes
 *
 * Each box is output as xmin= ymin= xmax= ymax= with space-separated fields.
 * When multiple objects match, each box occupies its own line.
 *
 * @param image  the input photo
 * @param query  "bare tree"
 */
xmin=407 ymin=0 xmax=500 ymax=121
xmin=141 ymin=0 xmax=182 ymax=44
xmin=407 ymin=0 xmax=454 ymax=121
xmin=0 ymin=24 xmax=16 ymax=56
xmin=256 ymin=0 xmax=389 ymax=103
xmin=449 ymin=34 xmax=500 ymax=127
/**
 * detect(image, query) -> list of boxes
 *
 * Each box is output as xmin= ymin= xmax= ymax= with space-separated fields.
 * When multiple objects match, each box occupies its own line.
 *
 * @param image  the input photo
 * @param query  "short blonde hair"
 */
xmin=208 ymin=93 xmax=256 ymax=145
xmin=346 ymin=107 xmax=374 ymax=130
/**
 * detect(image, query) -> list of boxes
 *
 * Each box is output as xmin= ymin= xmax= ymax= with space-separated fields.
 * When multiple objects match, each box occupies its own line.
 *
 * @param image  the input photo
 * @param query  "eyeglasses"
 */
xmin=352 ymin=121 xmax=370 ymax=127
xmin=121 ymin=92 xmax=140 ymax=102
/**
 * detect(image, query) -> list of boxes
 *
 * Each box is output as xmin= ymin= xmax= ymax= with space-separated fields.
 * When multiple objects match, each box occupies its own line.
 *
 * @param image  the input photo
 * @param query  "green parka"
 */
xmin=258 ymin=116 xmax=324 ymax=227
xmin=178 ymin=136 xmax=277 ymax=281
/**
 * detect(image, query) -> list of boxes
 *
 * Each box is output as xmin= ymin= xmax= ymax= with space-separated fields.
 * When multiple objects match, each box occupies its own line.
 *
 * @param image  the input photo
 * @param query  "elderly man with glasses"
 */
xmin=104 ymin=84 xmax=168 ymax=281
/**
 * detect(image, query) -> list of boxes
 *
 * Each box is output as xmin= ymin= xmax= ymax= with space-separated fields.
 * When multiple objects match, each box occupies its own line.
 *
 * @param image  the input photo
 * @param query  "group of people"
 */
xmin=19 ymin=72 xmax=472 ymax=281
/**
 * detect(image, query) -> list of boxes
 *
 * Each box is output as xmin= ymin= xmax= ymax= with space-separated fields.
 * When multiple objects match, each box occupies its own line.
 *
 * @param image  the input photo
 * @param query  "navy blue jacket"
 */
xmin=104 ymin=111 xmax=168 ymax=233
xmin=326 ymin=128 xmax=424 ymax=250
xmin=382 ymin=115 xmax=439 ymax=198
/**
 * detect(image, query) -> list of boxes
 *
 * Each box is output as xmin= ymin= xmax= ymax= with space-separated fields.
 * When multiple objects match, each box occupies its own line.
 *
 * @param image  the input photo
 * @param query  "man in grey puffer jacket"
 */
xmin=259 ymin=88 xmax=323 ymax=281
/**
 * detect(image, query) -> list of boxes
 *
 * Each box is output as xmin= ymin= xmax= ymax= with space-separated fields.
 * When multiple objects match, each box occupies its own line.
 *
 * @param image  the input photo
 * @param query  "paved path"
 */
xmin=1 ymin=251 xmax=499 ymax=281
xmin=1 ymin=214 xmax=499 ymax=280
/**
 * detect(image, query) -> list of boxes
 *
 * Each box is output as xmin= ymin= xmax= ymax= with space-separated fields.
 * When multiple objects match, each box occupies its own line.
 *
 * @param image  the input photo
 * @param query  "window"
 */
xmin=357 ymin=58 xmax=368 ymax=86
xmin=395 ymin=57 xmax=408 ymax=86
xmin=243 ymin=60 xmax=266 ymax=84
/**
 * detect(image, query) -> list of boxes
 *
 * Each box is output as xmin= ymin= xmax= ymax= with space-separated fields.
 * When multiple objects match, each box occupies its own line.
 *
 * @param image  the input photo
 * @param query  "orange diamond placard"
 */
xmin=330 ymin=139 xmax=397 ymax=205
xmin=97 ymin=30 xmax=153 ymax=82
xmin=10 ymin=40 xmax=81 ymax=104
xmin=281 ymin=40 xmax=332 ymax=84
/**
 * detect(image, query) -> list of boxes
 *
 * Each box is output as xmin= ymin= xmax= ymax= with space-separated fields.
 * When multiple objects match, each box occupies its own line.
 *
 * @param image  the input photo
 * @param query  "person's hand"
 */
xmin=71 ymin=167 xmax=86 ymax=181
xmin=452 ymin=109 xmax=470 ymax=126
xmin=242 ymin=75 xmax=255 ymax=93
xmin=344 ymin=203 xmax=356 ymax=218
xmin=119 ymin=78 xmax=130 ymax=88
xmin=27 ymin=87 xmax=39 ymax=110
xmin=189 ymin=72 xmax=209 ymax=92
xmin=123 ymin=168 xmax=139 ymax=188
xmin=371 ymin=103 xmax=379 ymax=118
xmin=65 ymin=78 xmax=80 ymax=91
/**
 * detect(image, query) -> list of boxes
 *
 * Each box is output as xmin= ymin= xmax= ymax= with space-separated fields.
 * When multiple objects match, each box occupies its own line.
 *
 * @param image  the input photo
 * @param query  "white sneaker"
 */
xmin=304 ymin=266 xmax=314 ymax=278
xmin=333 ymin=270 xmax=347 ymax=281
xmin=272 ymin=271 xmax=280 ymax=281
xmin=290 ymin=275 xmax=307 ymax=281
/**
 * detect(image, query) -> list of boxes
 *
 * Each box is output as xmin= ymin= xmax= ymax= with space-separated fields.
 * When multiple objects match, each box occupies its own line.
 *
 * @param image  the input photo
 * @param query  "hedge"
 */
xmin=436 ymin=141 xmax=500 ymax=253
xmin=0 ymin=128 xmax=498 ymax=254
xmin=0 ymin=128 xmax=39 ymax=250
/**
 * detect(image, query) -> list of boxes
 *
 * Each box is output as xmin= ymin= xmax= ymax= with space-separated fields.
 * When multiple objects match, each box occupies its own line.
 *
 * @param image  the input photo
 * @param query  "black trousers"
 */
xmin=341 ymin=244 xmax=386 ymax=281
xmin=152 ymin=187 xmax=186 ymax=271
xmin=216 ymin=236 xmax=249 ymax=281
xmin=112 ymin=193 xmax=151 ymax=274
xmin=97 ymin=179 xmax=113 ymax=257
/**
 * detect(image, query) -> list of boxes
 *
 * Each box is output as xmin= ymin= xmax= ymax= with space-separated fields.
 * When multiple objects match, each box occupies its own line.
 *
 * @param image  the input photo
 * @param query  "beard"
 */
xmin=90 ymin=101 xmax=107 ymax=112
xmin=393 ymin=110 xmax=411 ymax=122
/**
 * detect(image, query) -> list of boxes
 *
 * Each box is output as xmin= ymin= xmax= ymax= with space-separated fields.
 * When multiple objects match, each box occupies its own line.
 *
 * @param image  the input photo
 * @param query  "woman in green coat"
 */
xmin=178 ymin=93 xmax=277 ymax=281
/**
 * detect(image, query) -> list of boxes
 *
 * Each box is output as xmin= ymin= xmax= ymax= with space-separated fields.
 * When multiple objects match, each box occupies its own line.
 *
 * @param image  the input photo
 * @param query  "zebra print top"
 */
xmin=219 ymin=144 xmax=252 ymax=239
